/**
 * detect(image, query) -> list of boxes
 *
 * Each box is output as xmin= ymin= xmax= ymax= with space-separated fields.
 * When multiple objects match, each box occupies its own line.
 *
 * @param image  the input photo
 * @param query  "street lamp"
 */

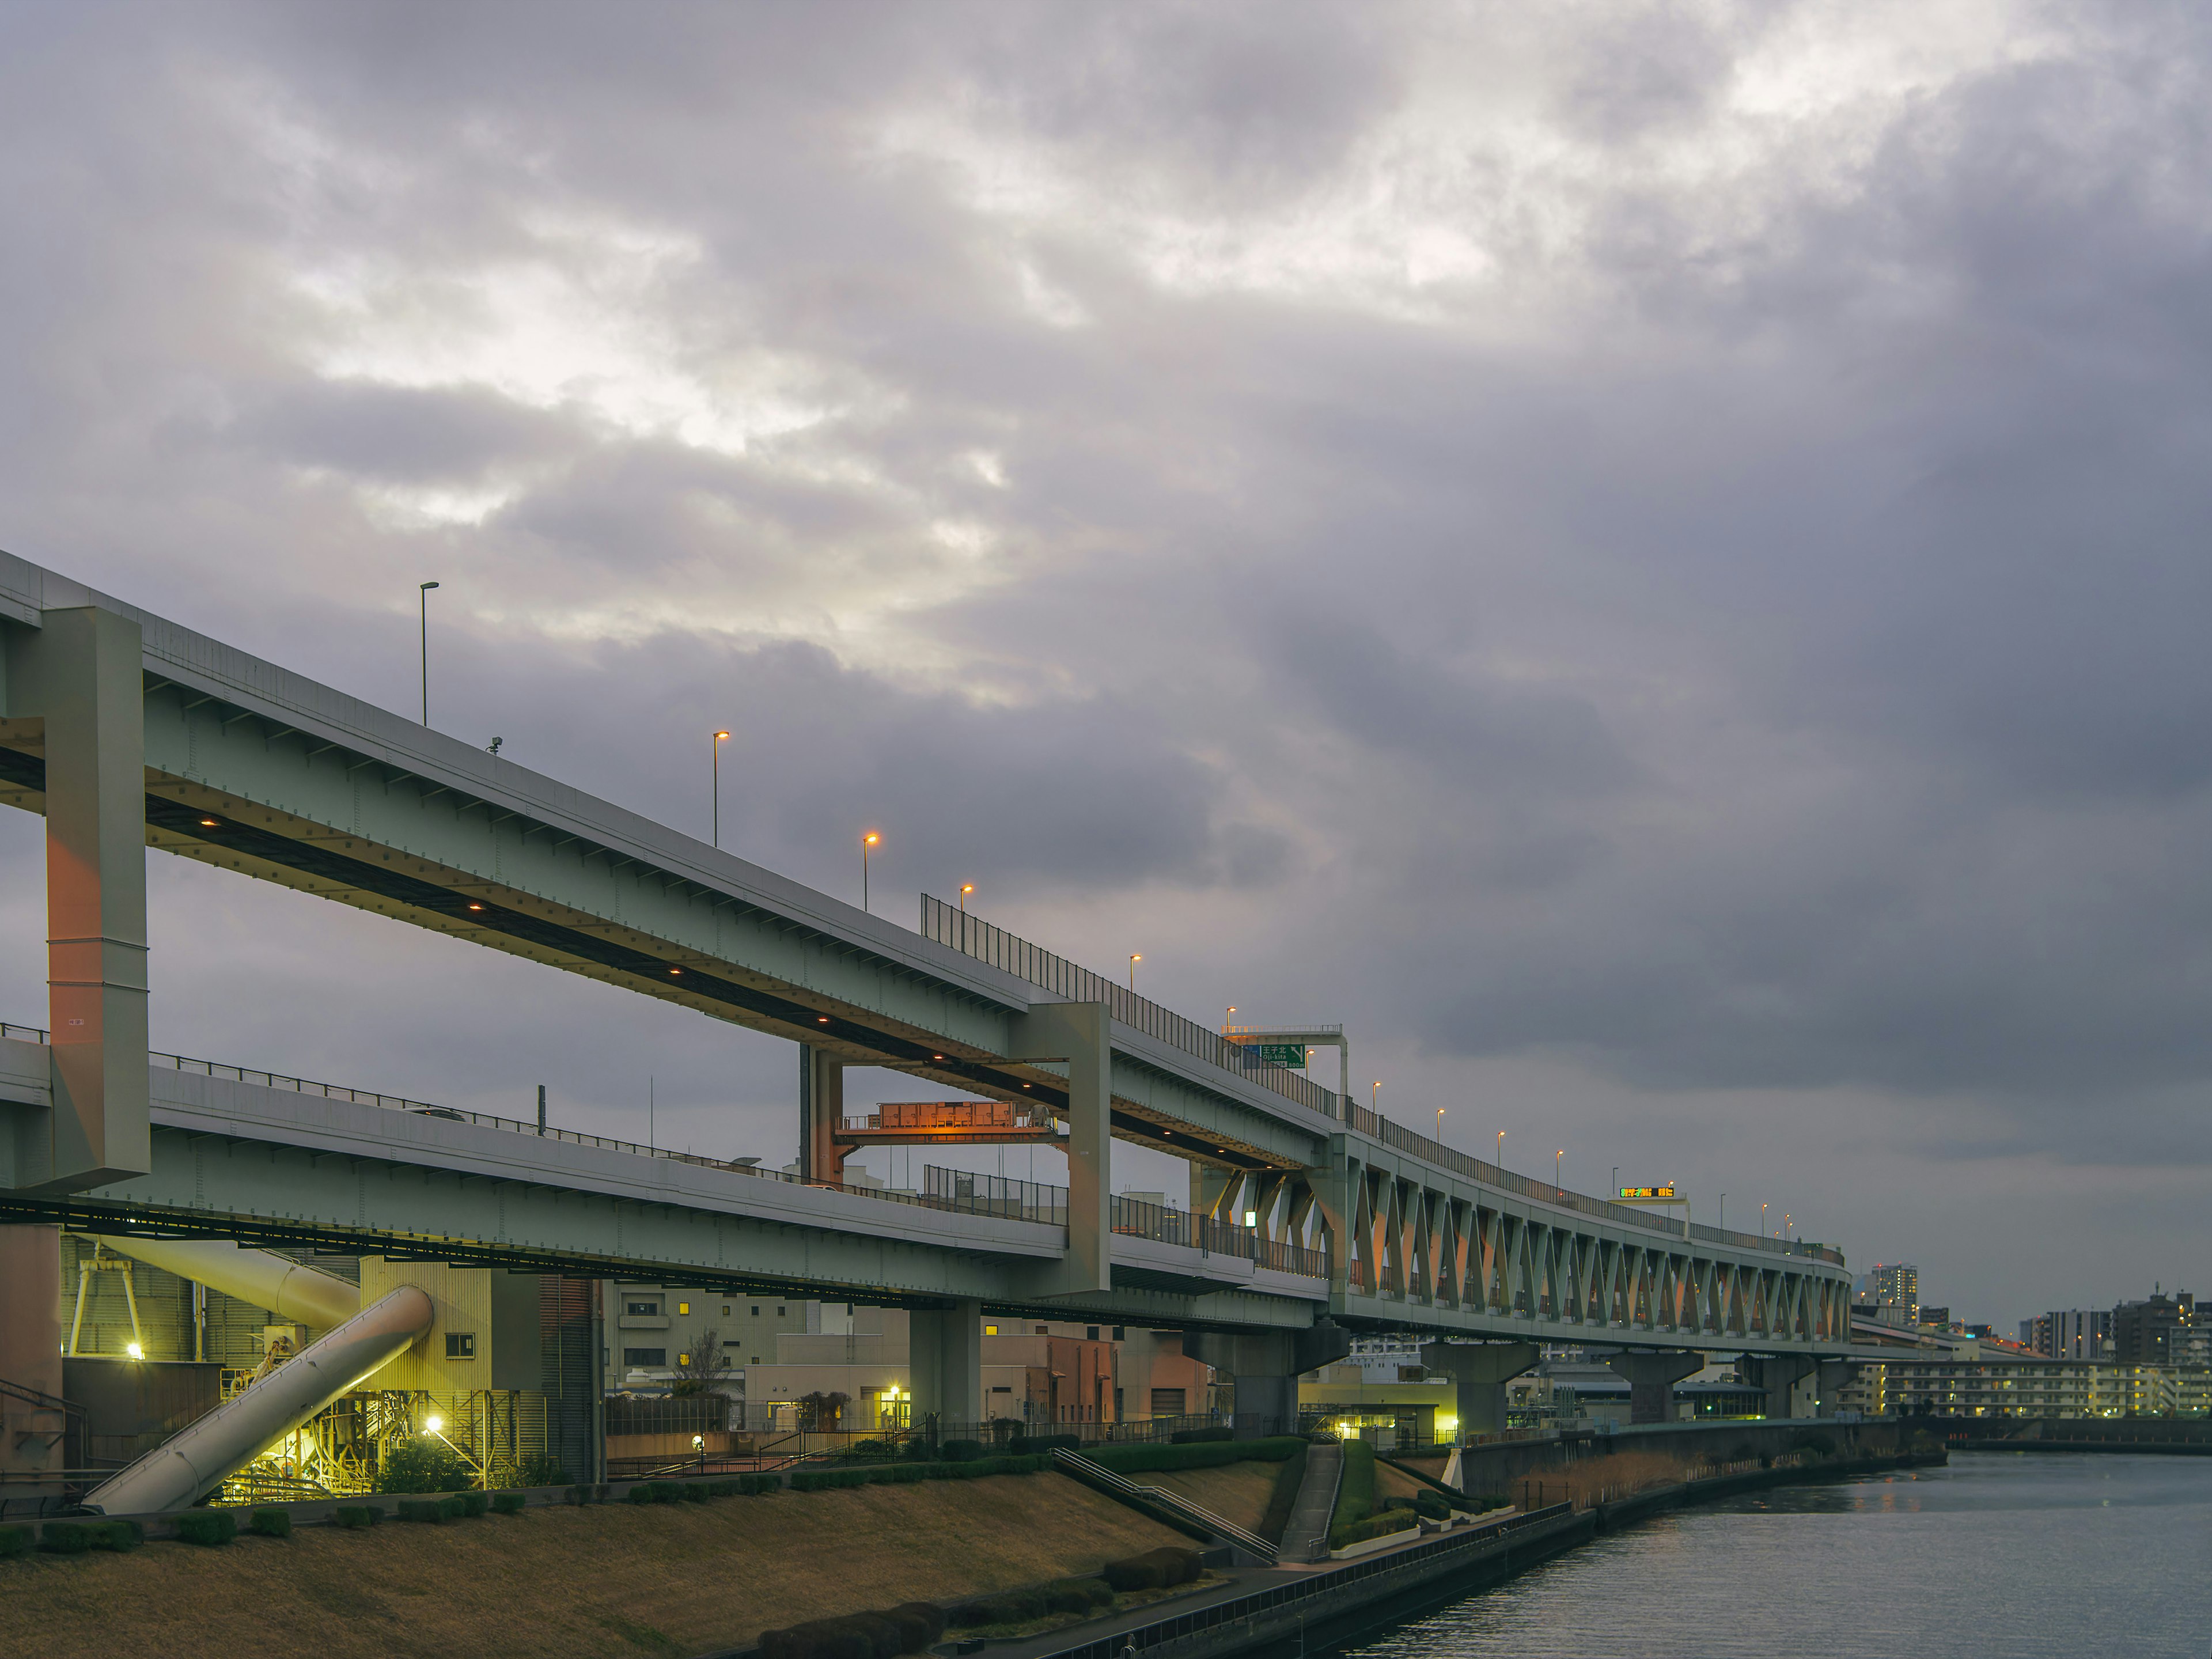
xmin=1556 ymin=1150 xmax=1564 ymax=1195
xmin=1719 ymin=1194 xmax=1726 ymax=1232
xmin=1497 ymin=1130 xmax=1504 ymax=1168
xmin=1612 ymin=1165 xmax=1619 ymax=1198
xmin=1437 ymin=1107 xmax=1445 ymax=1143
xmin=959 ymin=883 xmax=975 ymax=912
xmin=862 ymin=832 xmax=880 ymax=912
xmin=1127 ymin=953 xmax=1141 ymax=991
xmin=418 ymin=581 xmax=440 ymax=725
xmin=1370 ymin=1081 xmax=1380 ymax=1114
xmin=711 ymin=732 xmax=730 ymax=847
xmin=1225 ymin=1006 xmax=1237 ymax=1031
xmin=1762 ymin=1202 xmax=1768 ymax=1236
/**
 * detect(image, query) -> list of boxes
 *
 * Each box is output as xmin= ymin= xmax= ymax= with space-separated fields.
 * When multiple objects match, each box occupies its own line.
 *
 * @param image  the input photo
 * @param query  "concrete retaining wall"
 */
xmin=1453 ymin=1417 xmax=1907 ymax=1498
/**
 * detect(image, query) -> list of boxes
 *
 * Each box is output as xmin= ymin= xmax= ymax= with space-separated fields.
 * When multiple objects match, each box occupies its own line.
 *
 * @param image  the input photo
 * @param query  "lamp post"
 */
xmin=711 ymin=731 xmax=729 ymax=847
xmin=1556 ymin=1149 xmax=1564 ymax=1196
xmin=1719 ymin=1194 xmax=1726 ymax=1232
xmin=1612 ymin=1165 xmax=1619 ymax=1198
xmin=1762 ymin=1202 xmax=1768 ymax=1237
xmin=418 ymin=581 xmax=440 ymax=725
xmin=1497 ymin=1130 xmax=1504 ymax=1168
xmin=1127 ymin=953 xmax=1141 ymax=991
xmin=863 ymin=832 xmax=880 ymax=912
xmin=959 ymin=883 xmax=974 ymax=912
xmin=1370 ymin=1081 xmax=1380 ymax=1115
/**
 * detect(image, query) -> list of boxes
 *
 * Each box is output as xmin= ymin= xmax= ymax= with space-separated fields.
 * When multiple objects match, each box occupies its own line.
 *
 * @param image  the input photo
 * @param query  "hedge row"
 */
xmin=949 ymin=1575 xmax=1114 ymax=1628
xmin=625 ymin=1475 xmax=779 ymax=1504
xmin=1085 ymin=1435 xmax=1306 ymax=1476
xmin=1328 ymin=1508 xmax=1418 ymax=1550
xmin=758 ymin=1599 xmax=945 ymax=1659
xmin=789 ymin=1453 xmax=1048 ymax=1493
xmin=1329 ymin=1438 xmax=1377 ymax=1538
xmin=1099 ymin=1546 xmax=1203 ymax=1593
xmin=25 ymin=1519 xmax=142 ymax=1555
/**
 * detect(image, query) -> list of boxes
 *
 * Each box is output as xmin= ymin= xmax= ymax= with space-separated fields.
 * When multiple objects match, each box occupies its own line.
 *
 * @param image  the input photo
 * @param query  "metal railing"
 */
xmin=914 ymin=908 xmax=1842 ymax=1268
xmin=920 ymin=896 xmax=1341 ymax=1118
xmin=1052 ymin=1445 xmax=1277 ymax=1562
xmin=1110 ymin=1191 xmax=1328 ymax=1279
xmin=4 ymin=1010 xmax=1838 ymax=1268
xmin=841 ymin=1100 xmax=1054 ymax=1134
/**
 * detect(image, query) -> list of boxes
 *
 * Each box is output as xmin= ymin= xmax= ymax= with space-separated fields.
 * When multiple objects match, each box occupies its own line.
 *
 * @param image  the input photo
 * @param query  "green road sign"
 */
xmin=1255 ymin=1044 xmax=1306 ymax=1068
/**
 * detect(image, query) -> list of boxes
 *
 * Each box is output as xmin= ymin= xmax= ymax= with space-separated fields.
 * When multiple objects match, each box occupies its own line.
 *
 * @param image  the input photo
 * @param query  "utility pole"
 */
xmin=418 ymin=581 xmax=440 ymax=725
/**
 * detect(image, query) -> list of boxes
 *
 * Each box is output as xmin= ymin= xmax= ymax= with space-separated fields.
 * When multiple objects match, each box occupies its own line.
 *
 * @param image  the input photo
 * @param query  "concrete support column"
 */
xmin=797 ymin=1045 xmax=845 ymax=1184
xmin=6 ymin=607 xmax=149 ymax=1192
xmin=0 ymin=1224 xmax=67 ymax=1486
xmin=1815 ymin=1359 xmax=1860 ymax=1418
xmin=1192 ymin=1321 xmax=1350 ymax=1440
xmin=1742 ymin=1353 xmax=1820 ymax=1419
xmin=1604 ymin=1349 xmax=1703 ymax=1424
xmin=1008 ymin=1003 xmax=1110 ymax=1294
xmin=908 ymin=1300 xmax=984 ymax=1434
xmin=1419 ymin=1340 xmax=1538 ymax=1441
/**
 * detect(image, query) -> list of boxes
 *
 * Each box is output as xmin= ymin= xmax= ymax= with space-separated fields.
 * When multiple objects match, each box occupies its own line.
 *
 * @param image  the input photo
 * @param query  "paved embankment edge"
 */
xmin=1018 ymin=1446 xmax=1944 ymax=1659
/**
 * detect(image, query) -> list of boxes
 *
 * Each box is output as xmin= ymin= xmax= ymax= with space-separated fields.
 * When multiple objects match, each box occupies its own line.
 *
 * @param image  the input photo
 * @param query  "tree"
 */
xmin=671 ymin=1328 xmax=730 ymax=1398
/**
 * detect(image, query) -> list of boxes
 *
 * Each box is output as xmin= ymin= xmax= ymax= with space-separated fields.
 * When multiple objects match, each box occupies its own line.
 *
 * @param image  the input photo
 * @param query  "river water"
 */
xmin=1340 ymin=1452 xmax=2212 ymax=1659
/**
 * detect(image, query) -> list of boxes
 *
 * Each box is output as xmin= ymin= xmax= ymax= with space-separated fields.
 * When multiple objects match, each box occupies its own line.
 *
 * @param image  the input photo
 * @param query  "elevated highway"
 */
xmin=0 ymin=550 xmax=1869 ymax=1446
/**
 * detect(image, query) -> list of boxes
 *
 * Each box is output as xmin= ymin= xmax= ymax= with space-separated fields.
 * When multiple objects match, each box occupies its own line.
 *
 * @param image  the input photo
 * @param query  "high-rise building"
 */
xmin=2024 ymin=1309 xmax=2112 ymax=1360
xmin=2112 ymin=1290 xmax=2195 ymax=1366
xmin=1869 ymin=1264 xmax=1919 ymax=1323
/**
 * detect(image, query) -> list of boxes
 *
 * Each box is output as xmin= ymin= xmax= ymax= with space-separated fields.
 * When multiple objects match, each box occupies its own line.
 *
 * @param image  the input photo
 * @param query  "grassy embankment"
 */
xmin=0 ymin=1472 xmax=1191 ymax=1659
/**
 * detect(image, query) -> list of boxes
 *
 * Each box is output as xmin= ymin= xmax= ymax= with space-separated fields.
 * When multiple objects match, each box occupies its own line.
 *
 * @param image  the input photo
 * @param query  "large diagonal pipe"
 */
xmin=90 ymin=1234 xmax=360 ymax=1329
xmin=82 ymin=1285 xmax=432 ymax=1515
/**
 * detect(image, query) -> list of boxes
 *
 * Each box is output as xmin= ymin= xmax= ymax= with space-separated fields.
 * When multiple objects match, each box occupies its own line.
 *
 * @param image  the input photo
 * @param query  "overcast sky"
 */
xmin=2 ymin=1 xmax=2206 ymax=1328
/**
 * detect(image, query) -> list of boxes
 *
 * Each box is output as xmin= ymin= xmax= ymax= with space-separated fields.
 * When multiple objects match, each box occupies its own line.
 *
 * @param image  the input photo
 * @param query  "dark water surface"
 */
xmin=1339 ymin=1452 xmax=2211 ymax=1658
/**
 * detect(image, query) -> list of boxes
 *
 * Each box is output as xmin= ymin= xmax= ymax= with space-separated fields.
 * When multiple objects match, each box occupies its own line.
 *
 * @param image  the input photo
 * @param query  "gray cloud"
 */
xmin=0 ymin=0 xmax=2206 ymax=1321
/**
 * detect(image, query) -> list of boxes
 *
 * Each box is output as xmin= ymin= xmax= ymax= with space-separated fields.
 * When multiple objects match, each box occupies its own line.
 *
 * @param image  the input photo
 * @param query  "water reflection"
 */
xmin=1339 ymin=1453 xmax=2211 ymax=1659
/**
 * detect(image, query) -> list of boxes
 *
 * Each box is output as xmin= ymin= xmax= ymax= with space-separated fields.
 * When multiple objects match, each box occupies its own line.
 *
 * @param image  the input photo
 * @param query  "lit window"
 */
xmin=678 ymin=1302 xmax=690 ymax=1316
xmin=984 ymin=1324 xmax=998 ymax=1336
xmin=445 ymin=1332 xmax=476 ymax=1359
xmin=679 ymin=1353 xmax=690 ymax=1366
xmin=722 ymin=1305 xmax=731 ymax=1316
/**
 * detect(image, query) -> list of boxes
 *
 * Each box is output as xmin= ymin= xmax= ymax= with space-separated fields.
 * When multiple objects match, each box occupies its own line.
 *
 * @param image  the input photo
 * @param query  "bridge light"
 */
xmin=669 ymin=968 xmax=682 ymax=975
xmin=199 ymin=817 xmax=217 ymax=827
xmin=425 ymin=1415 xmax=443 ymax=1434
xmin=126 ymin=1342 xmax=143 ymax=1359
xmin=467 ymin=903 xmax=483 ymax=911
xmin=818 ymin=1016 xmax=830 ymax=1024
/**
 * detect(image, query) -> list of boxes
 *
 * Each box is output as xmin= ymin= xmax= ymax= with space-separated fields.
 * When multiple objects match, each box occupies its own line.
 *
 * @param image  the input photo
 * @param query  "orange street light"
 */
xmin=863 ymin=832 xmax=881 ymax=913
xmin=712 ymin=732 xmax=731 ymax=848
xmin=959 ymin=883 xmax=975 ymax=912
xmin=1127 ymin=953 xmax=1141 ymax=991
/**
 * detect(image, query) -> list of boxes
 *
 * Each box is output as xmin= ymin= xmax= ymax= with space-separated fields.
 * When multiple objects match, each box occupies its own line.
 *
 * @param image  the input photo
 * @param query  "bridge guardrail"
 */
xmin=914 ymin=907 xmax=1842 ymax=1269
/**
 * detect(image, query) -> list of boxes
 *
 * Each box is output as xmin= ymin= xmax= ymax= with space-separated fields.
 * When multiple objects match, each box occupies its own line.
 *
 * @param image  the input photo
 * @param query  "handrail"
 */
xmin=1051 ymin=1446 xmax=1277 ymax=1563
xmin=914 ymin=908 xmax=1843 ymax=1270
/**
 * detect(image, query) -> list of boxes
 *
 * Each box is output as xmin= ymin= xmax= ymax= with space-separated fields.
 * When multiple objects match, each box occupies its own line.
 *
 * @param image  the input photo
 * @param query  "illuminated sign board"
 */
xmin=1618 ymin=1185 xmax=1677 ymax=1200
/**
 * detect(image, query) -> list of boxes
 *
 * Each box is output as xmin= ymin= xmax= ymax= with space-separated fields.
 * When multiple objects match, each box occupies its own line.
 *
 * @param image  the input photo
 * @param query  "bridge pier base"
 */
xmin=0 ymin=1224 xmax=67 ymax=1491
xmin=909 ymin=1300 xmax=984 ymax=1433
xmin=797 ymin=1047 xmax=847 ymax=1184
xmin=1419 ymin=1340 xmax=1538 ymax=1440
xmin=1815 ymin=1358 xmax=1859 ymax=1418
xmin=1192 ymin=1321 xmax=1351 ymax=1439
xmin=1605 ymin=1349 xmax=1703 ymax=1424
xmin=1742 ymin=1353 xmax=1820 ymax=1418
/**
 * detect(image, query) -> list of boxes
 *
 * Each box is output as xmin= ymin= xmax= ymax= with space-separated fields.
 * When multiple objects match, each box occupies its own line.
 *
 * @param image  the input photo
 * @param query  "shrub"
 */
xmin=437 ymin=1495 xmax=468 ymax=1521
xmin=374 ymin=1436 xmax=473 ymax=1494
xmin=1328 ymin=1509 xmax=1416 ymax=1550
xmin=791 ymin=1466 xmax=873 ymax=1493
xmin=335 ymin=1506 xmax=381 ymax=1529
xmin=1171 ymin=1426 xmax=1233 ymax=1444
xmin=1043 ymin=1578 xmax=1115 ymax=1615
xmin=491 ymin=1492 xmax=525 ymax=1515
xmin=0 ymin=1523 xmax=32 ymax=1559
xmin=173 ymin=1511 xmax=237 ymax=1547
xmin=40 ymin=1520 xmax=96 ymax=1555
xmin=248 ymin=1506 xmax=292 ymax=1539
xmin=679 ymin=1482 xmax=711 ymax=1502
xmin=100 ymin=1518 xmax=145 ymax=1552
xmin=940 ymin=1439 xmax=984 ymax=1463
xmin=741 ymin=1473 xmax=780 ymax=1494
xmin=891 ymin=1601 xmax=947 ymax=1645
xmin=567 ymin=1484 xmax=596 ymax=1506
xmin=1330 ymin=1440 xmax=1377 ymax=1536
xmin=515 ymin=1453 xmax=571 ymax=1488
xmin=394 ymin=1499 xmax=445 ymax=1524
